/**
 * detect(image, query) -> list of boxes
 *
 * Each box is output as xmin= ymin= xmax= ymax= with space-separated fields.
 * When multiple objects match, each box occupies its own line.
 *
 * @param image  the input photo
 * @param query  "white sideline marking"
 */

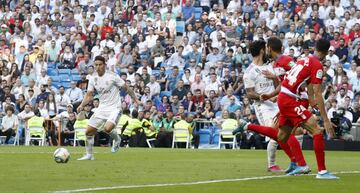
xmin=52 ymin=171 xmax=360 ymax=193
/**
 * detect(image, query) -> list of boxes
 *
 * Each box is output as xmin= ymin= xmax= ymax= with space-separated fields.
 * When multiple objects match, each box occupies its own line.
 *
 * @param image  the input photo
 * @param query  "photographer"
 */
xmin=329 ymin=107 xmax=354 ymax=141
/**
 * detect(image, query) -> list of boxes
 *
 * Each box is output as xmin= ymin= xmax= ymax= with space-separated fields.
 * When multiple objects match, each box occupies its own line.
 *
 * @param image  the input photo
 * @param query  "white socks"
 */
xmin=85 ymin=135 xmax=94 ymax=156
xmin=109 ymin=129 xmax=121 ymax=143
xmin=267 ymin=139 xmax=278 ymax=167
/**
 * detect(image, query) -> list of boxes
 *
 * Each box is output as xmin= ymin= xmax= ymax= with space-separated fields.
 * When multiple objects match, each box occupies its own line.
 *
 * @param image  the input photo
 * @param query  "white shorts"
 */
xmin=253 ymin=101 xmax=279 ymax=127
xmin=88 ymin=109 xmax=122 ymax=131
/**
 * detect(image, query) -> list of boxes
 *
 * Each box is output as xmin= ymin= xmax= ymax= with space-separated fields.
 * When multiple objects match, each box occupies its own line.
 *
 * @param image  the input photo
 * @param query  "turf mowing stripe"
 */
xmin=52 ymin=171 xmax=360 ymax=193
xmin=0 ymin=152 xmax=104 ymax=154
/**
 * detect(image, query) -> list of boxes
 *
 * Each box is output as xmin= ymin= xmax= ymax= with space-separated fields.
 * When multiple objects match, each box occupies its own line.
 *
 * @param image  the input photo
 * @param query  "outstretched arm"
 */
xmin=77 ymin=90 xmax=93 ymax=113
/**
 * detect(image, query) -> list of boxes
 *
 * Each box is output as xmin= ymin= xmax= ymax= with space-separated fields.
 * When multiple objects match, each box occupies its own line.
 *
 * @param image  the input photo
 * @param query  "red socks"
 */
xmin=248 ymin=124 xmax=278 ymax=139
xmin=313 ymin=133 xmax=326 ymax=171
xmin=277 ymin=141 xmax=296 ymax=163
xmin=247 ymin=124 xmax=307 ymax=166
xmin=287 ymin=135 xmax=307 ymax=166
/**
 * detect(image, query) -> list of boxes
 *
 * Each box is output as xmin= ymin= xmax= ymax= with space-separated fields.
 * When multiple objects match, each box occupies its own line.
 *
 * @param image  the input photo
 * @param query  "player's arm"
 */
xmin=260 ymin=78 xmax=280 ymax=101
xmin=243 ymin=72 xmax=260 ymax=100
xmin=77 ymin=90 xmax=93 ymax=113
xmin=245 ymin=88 xmax=261 ymax=100
xmin=307 ymin=84 xmax=316 ymax=108
xmin=311 ymin=83 xmax=335 ymax=138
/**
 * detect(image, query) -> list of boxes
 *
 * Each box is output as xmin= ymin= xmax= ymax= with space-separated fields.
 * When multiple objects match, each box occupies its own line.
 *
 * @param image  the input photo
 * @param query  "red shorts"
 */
xmin=278 ymin=92 xmax=312 ymax=128
xmin=300 ymin=99 xmax=309 ymax=109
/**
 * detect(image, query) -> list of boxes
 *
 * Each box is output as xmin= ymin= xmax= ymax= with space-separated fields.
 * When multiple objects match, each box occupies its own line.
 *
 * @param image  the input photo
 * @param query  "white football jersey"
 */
xmin=243 ymin=63 xmax=276 ymax=95
xmin=88 ymin=71 xmax=125 ymax=118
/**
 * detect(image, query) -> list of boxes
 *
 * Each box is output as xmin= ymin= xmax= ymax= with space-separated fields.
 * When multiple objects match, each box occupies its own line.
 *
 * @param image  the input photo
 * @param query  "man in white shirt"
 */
xmin=146 ymin=75 xmax=161 ymax=98
xmin=205 ymin=73 xmax=220 ymax=97
xmin=266 ymin=11 xmax=279 ymax=31
xmin=65 ymin=81 xmax=83 ymax=109
xmin=166 ymin=46 xmax=185 ymax=70
xmin=326 ymin=46 xmax=339 ymax=69
xmin=56 ymin=86 xmax=71 ymax=113
xmin=17 ymin=104 xmax=35 ymax=142
xmin=100 ymin=32 xmax=115 ymax=49
xmin=325 ymin=11 xmax=340 ymax=29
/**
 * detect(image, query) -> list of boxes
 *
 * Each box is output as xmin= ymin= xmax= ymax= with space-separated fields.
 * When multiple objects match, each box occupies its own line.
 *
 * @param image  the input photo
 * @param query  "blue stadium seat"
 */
xmin=71 ymin=69 xmax=80 ymax=75
xmin=50 ymin=76 xmax=60 ymax=82
xmin=62 ymin=82 xmax=71 ymax=89
xmin=215 ymin=111 xmax=222 ymax=118
xmin=58 ymin=69 xmax=71 ymax=75
xmin=160 ymin=91 xmax=172 ymax=98
xmin=212 ymin=128 xmax=220 ymax=145
xmin=47 ymin=69 xmax=58 ymax=76
xmin=71 ymin=75 xmax=81 ymax=81
xmin=59 ymin=75 xmax=71 ymax=82
xmin=165 ymin=69 xmax=172 ymax=76
xmin=194 ymin=7 xmax=202 ymax=20
xmin=53 ymin=82 xmax=61 ymax=88
xmin=152 ymin=69 xmax=160 ymax=76
xmin=176 ymin=21 xmax=185 ymax=35
xmin=199 ymin=129 xmax=211 ymax=145
xmin=47 ymin=62 xmax=57 ymax=69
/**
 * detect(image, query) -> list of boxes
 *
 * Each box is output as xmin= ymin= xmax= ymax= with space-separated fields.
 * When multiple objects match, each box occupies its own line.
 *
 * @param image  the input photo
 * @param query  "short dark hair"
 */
xmin=316 ymin=39 xmax=330 ymax=53
xmin=132 ymin=110 xmax=138 ymax=118
xmin=249 ymin=40 xmax=266 ymax=57
xmin=267 ymin=37 xmax=282 ymax=53
xmin=5 ymin=106 xmax=14 ymax=113
xmin=94 ymin=55 xmax=106 ymax=63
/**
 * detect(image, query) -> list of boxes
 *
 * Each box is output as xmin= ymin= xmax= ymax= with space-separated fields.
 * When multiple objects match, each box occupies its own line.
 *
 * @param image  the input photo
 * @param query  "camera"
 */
xmin=331 ymin=108 xmax=345 ymax=138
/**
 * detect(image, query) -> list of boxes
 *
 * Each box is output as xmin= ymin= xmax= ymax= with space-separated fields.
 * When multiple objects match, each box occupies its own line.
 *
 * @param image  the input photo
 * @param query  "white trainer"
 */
xmin=111 ymin=140 xmax=121 ymax=153
xmin=77 ymin=154 xmax=95 ymax=161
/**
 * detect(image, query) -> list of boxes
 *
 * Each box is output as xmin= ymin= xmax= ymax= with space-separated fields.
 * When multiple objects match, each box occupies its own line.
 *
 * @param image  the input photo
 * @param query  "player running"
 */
xmin=241 ymin=40 xmax=307 ymax=173
xmin=77 ymin=56 xmax=139 ymax=160
xmin=239 ymin=39 xmax=338 ymax=179
xmin=277 ymin=39 xmax=338 ymax=179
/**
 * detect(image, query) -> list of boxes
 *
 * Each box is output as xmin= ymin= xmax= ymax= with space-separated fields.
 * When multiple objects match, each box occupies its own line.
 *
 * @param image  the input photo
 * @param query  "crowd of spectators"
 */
xmin=0 ymin=0 xmax=359 ymax=146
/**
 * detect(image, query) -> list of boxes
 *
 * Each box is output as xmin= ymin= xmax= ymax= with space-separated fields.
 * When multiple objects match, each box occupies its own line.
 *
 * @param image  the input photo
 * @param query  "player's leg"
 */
xmin=104 ymin=121 xmax=121 ymax=153
xmin=301 ymin=116 xmax=338 ymax=179
xmin=104 ymin=110 xmax=122 ymax=153
xmin=77 ymin=125 xmax=97 ymax=161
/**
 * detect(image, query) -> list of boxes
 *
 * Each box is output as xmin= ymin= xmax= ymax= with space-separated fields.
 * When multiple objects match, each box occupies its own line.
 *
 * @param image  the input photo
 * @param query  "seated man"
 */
xmin=60 ymin=112 xmax=76 ymax=146
xmin=0 ymin=106 xmax=18 ymax=144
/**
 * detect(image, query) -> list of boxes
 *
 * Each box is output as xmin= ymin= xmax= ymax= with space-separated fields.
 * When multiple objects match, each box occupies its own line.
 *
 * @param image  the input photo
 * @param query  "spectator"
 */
xmin=172 ymin=80 xmax=188 ymax=101
xmin=146 ymin=75 xmax=160 ymax=98
xmin=335 ymin=38 xmax=349 ymax=64
xmin=11 ymin=78 xmax=25 ymax=100
xmin=350 ymin=67 xmax=360 ymax=93
xmin=20 ymin=66 xmax=36 ymax=87
xmin=326 ymin=46 xmax=339 ymax=68
xmin=1 ymin=86 xmax=16 ymax=103
xmin=65 ymin=81 xmax=83 ymax=109
xmin=156 ymin=110 xmax=175 ymax=148
xmin=0 ymin=106 xmax=18 ymax=144
xmin=17 ymin=104 xmax=35 ymax=143
xmin=60 ymin=112 xmax=76 ymax=146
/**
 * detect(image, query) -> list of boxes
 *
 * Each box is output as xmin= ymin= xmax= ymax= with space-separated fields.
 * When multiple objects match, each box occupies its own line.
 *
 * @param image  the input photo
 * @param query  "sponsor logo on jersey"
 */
xmin=316 ymin=70 xmax=323 ymax=79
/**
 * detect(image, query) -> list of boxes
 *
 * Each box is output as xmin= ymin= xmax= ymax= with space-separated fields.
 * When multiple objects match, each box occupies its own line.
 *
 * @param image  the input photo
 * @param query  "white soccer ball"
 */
xmin=53 ymin=148 xmax=70 ymax=163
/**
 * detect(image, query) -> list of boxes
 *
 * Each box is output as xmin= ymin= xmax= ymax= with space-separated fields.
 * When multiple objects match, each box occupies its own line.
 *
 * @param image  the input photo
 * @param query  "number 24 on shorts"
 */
xmin=294 ymin=105 xmax=307 ymax=119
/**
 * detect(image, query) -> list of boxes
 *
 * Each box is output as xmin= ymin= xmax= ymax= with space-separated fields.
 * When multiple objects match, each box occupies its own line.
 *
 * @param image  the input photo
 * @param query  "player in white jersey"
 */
xmin=77 ymin=56 xmax=139 ymax=160
xmin=243 ymin=40 xmax=281 ymax=171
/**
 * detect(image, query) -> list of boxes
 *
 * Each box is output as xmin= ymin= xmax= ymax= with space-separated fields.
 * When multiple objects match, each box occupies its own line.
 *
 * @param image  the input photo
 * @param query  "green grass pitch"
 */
xmin=0 ymin=147 xmax=359 ymax=193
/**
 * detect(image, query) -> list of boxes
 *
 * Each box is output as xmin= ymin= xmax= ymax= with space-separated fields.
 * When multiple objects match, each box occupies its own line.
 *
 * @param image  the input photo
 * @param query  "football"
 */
xmin=53 ymin=148 xmax=70 ymax=163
